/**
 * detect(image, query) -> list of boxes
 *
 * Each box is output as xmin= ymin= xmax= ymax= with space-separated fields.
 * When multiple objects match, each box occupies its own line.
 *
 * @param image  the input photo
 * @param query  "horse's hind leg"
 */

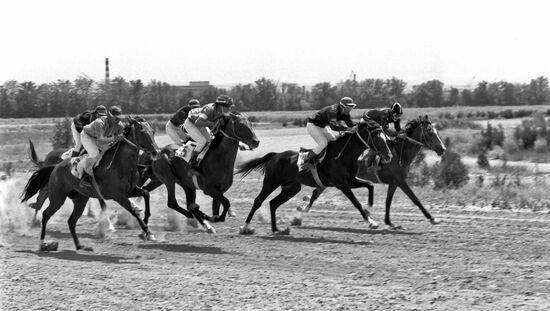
xmin=338 ymin=180 xmax=378 ymax=229
xmin=128 ymin=187 xmax=151 ymax=224
xmin=298 ymin=187 xmax=325 ymax=212
xmin=384 ymin=185 xmax=399 ymax=228
xmin=39 ymin=191 xmax=67 ymax=251
xmin=268 ymin=182 xmax=301 ymax=234
xmin=69 ymin=194 xmax=91 ymax=251
xmin=240 ymin=183 xmax=278 ymax=235
xmin=31 ymin=188 xmax=49 ymax=227
xmin=96 ymin=199 xmax=115 ymax=232
xmin=184 ymin=187 xmax=215 ymax=233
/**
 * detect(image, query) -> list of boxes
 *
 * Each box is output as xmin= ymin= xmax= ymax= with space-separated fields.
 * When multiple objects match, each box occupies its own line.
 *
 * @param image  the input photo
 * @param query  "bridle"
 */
xmin=107 ymin=121 xmax=150 ymax=169
xmin=335 ymin=125 xmax=384 ymax=160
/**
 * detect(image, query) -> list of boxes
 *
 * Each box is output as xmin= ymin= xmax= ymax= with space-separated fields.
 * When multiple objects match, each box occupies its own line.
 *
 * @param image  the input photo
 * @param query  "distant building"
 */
xmin=180 ymin=81 xmax=212 ymax=97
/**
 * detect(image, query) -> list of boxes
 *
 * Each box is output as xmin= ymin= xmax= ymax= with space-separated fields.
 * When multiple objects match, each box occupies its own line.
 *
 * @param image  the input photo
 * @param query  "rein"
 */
xmin=334 ymin=128 xmax=378 ymax=160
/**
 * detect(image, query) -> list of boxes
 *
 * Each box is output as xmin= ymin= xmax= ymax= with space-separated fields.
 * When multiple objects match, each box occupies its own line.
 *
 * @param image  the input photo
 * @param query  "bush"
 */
xmin=50 ymin=117 xmax=73 ymax=149
xmin=477 ymin=151 xmax=490 ymax=169
xmin=534 ymin=138 xmax=548 ymax=153
xmin=432 ymin=149 xmax=469 ymax=189
xmin=500 ymin=109 xmax=514 ymax=119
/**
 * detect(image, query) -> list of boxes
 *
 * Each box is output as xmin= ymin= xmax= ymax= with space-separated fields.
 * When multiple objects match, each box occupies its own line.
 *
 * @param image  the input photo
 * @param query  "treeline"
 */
xmin=0 ymin=75 xmax=548 ymax=118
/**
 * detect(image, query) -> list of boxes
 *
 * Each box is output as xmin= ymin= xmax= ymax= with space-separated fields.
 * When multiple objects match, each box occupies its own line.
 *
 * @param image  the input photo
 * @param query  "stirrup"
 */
xmin=79 ymin=174 xmax=92 ymax=188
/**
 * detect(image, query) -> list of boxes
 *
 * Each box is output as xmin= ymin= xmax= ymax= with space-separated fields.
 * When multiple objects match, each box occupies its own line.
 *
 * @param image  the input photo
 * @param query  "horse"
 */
xmin=27 ymin=137 xmax=152 ymax=230
xmin=143 ymin=112 xmax=260 ymax=233
xmin=300 ymin=115 xmax=447 ymax=229
xmin=235 ymin=121 xmax=393 ymax=235
xmin=21 ymin=117 xmax=160 ymax=251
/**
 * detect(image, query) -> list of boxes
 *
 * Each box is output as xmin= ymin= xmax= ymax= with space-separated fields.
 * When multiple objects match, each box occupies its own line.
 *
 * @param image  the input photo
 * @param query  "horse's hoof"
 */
xmin=274 ymin=228 xmax=291 ymax=235
xmin=369 ymin=222 xmax=379 ymax=229
xmin=430 ymin=218 xmax=441 ymax=225
xmin=296 ymin=205 xmax=310 ymax=213
xmin=39 ymin=241 xmax=58 ymax=252
xmin=108 ymin=226 xmax=117 ymax=233
xmin=239 ymin=226 xmax=255 ymax=235
xmin=206 ymin=227 xmax=216 ymax=234
xmin=228 ymin=209 xmax=237 ymax=218
xmin=78 ymin=246 xmax=94 ymax=252
xmin=147 ymin=233 xmax=157 ymax=241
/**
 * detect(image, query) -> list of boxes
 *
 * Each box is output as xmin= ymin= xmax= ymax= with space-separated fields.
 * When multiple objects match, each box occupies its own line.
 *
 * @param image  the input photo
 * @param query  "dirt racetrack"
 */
xmin=1 ymin=171 xmax=549 ymax=311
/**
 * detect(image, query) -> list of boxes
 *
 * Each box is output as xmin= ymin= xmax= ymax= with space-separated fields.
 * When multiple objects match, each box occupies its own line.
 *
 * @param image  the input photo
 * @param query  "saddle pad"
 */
xmin=61 ymin=148 xmax=74 ymax=160
xmin=297 ymin=148 xmax=327 ymax=172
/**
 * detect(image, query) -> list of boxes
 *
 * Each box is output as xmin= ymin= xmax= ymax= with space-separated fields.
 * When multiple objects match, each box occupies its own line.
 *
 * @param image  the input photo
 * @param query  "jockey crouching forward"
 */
xmin=79 ymin=106 xmax=125 ymax=187
xmin=166 ymin=99 xmax=201 ymax=145
xmin=183 ymin=95 xmax=234 ymax=175
xmin=304 ymin=97 xmax=357 ymax=164
xmin=70 ymin=105 xmax=108 ymax=157
xmin=362 ymin=102 xmax=407 ymax=172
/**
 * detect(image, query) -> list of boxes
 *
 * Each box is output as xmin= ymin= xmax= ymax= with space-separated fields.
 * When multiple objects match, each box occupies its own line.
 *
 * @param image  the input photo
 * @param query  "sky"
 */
xmin=1 ymin=0 xmax=549 ymax=88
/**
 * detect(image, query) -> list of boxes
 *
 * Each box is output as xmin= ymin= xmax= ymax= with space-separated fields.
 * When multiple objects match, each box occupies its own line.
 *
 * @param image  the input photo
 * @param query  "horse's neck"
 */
xmin=114 ymin=140 xmax=140 ymax=168
xmin=208 ymin=135 xmax=239 ymax=168
xmin=394 ymin=130 xmax=423 ymax=166
xmin=335 ymin=134 xmax=367 ymax=162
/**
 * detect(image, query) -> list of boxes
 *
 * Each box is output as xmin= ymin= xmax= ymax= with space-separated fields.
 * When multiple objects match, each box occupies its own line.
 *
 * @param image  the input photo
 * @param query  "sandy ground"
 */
xmin=1 ymin=170 xmax=550 ymax=311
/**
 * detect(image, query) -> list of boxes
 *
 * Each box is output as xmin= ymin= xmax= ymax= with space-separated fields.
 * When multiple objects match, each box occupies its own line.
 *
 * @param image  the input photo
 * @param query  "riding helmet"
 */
xmin=391 ymin=102 xmax=403 ymax=115
xmin=94 ymin=105 xmax=107 ymax=116
xmin=109 ymin=105 xmax=124 ymax=118
xmin=339 ymin=97 xmax=356 ymax=108
xmin=188 ymin=99 xmax=201 ymax=108
xmin=215 ymin=95 xmax=234 ymax=107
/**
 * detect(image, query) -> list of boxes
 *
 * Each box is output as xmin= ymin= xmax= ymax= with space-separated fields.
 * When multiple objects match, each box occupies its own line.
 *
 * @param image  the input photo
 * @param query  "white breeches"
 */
xmin=307 ymin=122 xmax=334 ymax=154
xmin=71 ymin=123 xmax=82 ymax=151
xmin=184 ymin=119 xmax=211 ymax=152
xmin=81 ymin=133 xmax=100 ymax=158
xmin=166 ymin=121 xmax=189 ymax=145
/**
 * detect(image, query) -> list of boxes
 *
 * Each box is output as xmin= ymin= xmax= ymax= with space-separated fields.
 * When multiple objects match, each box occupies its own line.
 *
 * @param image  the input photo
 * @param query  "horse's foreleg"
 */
xmin=213 ymin=196 xmax=231 ymax=222
xmin=128 ymin=187 xmax=151 ymax=225
xmin=385 ymin=185 xmax=400 ymax=229
xmin=338 ymin=182 xmax=378 ymax=229
xmin=39 ymin=192 xmax=67 ymax=251
xmin=96 ymin=199 xmax=115 ymax=232
xmin=298 ymin=187 xmax=325 ymax=212
xmin=399 ymin=183 xmax=440 ymax=225
xmin=115 ymin=197 xmax=156 ymax=241
xmin=69 ymin=194 xmax=91 ymax=251
xmin=184 ymin=187 xmax=215 ymax=233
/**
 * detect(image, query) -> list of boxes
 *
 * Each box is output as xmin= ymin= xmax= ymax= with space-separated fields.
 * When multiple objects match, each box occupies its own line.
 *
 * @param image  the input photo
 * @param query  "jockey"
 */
xmin=79 ymin=105 xmax=125 ymax=187
xmin=166 ymin=99 xmax=201 ymax=145
xmin=183 ymin=95 xmax=233 ymax=172
xmin=304 ymin=97 xmax=357 ymax=164
xmin=70 ymin=105 xmax=107 ymax=157
xmin=362 ymin=102 xmax=407 ymax=172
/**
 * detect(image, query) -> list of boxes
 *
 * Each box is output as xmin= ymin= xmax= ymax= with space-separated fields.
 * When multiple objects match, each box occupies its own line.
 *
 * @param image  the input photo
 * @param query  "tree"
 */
xmin=254 ymin=77 xmax=278 ymax=110
xmin=311 ymin=82 xmax=338 ymax=109
xmin=410 ymin=80 xmax=444 ymax=107
xmin=526 ymin=76 xmax=549 ymax=105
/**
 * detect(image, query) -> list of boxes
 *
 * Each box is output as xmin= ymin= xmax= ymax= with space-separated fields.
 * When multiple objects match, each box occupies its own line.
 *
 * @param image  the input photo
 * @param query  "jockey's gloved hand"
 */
xmin=397 ymin=132 xmax=407 ymax=139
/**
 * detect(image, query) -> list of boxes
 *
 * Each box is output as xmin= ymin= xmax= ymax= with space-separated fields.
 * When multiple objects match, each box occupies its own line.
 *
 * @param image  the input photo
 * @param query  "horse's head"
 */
xmin=218 ymin=112 xmax=260 ymax=150
xmin=357 ymin=122 xmax=392 ymax=164
xmin=405 ymin=115 xmax=446 ymax=156
xmin=124 ymin=116 xmax=160 ymax=156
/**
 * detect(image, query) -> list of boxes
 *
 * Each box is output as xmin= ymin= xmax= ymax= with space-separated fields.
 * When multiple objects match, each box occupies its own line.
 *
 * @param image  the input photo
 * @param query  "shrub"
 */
xmin=477 ymin=151 xmax=490 ymax=169
xmin=500 ymin=109 xmax=514 ymax=119
xmin=50 ymin=117 xmax=73 ymax=149
xmin=534 ymin=138 xmax=548 ymax=153
xmin=432 ymin=149 xmax=469 ymax=189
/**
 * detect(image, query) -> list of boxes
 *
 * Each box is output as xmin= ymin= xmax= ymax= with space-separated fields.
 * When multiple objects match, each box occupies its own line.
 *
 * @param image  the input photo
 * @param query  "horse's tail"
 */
xmin=21 ymin=166 xmax=54 ymax=203
xmin=28 ymin=139 xmax=43 ymax=168
xmin=235 ymin=152 xmax=277 ymax=178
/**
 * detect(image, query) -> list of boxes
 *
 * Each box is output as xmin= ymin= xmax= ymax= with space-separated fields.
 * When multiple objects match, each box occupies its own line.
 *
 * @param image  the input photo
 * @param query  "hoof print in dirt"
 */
xmin=239 ymin=226 xmax=255 ymax=235
xmin=273 ymin=228 xmax=291 ymax=235
xmin=39 ymin=241 xmax=58 ymax=252
xmin=290 ymin=216 xmax=302 ymax=226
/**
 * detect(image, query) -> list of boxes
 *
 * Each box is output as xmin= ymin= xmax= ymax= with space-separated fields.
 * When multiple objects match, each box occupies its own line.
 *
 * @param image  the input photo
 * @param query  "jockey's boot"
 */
xmin=304 ymin=150 xmax=317 ymax=165
xmin=71 ymin=148 xmax=81 ymax=157
xmin=187 ymin=150 xmax=201 ymax=175
xmin=79 ymin=173 xmax=92 ymax=188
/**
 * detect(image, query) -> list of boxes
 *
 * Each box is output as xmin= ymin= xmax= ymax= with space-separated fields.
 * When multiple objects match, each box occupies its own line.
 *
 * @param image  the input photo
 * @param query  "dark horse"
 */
xmin=235 ymin=121 xmax=392 ymax=235
xmin=300 ymin=115 xmax=446 ymax=229
xmin=142 ymin=112 xmax=260 ymax=233
xmin=21 ymin=117 xmax=160 ymax=251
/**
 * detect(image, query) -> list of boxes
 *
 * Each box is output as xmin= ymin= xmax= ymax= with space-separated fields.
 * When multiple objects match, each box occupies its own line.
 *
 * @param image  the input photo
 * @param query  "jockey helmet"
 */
xmin=94 ymin=105 xmax=107 ymax=116
xmin=109 ymin=106 xmax=123 ymax=119
xmin=339 ymin=97 xmax=356 ymax=108
xmin=215 ymin=95 xmax=234 ymax=107
xmin=391 ymin=102 xmax=403 ymax=115
xmin=188 ymin=99 xmax=201 ymax=108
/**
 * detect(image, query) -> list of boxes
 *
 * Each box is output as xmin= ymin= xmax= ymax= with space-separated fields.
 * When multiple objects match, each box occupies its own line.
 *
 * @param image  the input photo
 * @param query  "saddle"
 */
xmin=175 ymin=141 xmax=209 ymax=165
xmin=297 ymin=147 xmax=326 ymax=172
xmin=70 ymin=152 xmax=105 ymax=179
